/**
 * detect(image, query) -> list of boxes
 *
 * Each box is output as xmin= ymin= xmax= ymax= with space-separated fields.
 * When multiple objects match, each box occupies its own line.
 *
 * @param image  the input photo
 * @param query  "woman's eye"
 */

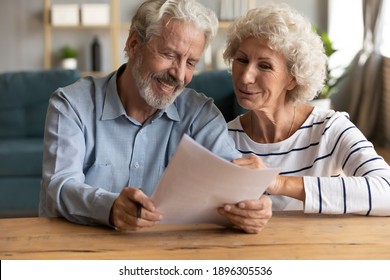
xmin=235 ymin=58 xmax=248 ymax=64
xmin=259 ymin=64 xmax=272 ymax=70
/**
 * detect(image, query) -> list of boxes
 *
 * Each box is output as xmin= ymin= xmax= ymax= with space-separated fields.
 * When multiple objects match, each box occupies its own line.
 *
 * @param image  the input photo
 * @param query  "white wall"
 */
xmin=0 ymin=0 xmax=327 ymax=73
xmin=0 ymin=0 xmax=45 ymax=72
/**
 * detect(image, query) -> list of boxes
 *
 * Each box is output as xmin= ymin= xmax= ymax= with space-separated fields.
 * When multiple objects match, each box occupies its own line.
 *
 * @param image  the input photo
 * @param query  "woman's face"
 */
xmin=231 ymin=37 xmax=296 ymax=110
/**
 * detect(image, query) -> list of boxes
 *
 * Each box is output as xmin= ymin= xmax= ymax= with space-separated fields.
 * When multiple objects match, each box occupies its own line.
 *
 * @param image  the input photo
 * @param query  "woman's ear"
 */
xmin=286 ymin=76 xmax=297 ymax=91
xmin=125 ymin=31 xmax=140 ymax=58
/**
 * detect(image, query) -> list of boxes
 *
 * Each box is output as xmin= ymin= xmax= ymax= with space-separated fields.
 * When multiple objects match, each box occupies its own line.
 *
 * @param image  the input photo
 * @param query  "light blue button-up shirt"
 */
xmin=39 ymin=66 xmax=241 ymax=226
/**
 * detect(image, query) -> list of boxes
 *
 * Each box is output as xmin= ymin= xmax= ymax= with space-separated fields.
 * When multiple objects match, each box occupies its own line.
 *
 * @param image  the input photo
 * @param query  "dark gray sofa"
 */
xmin=0 ymin=69 xmax=80 ymax=217
xmin=188 ymin=69 xmax=244 ymax=122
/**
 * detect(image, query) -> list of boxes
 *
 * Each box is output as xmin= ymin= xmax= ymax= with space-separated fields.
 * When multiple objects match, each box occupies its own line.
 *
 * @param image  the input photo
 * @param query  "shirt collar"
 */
xmin=101 ymin=70 xmax=126 ymax=121
xmin=161 ymin=102 xmax=180 ymax=121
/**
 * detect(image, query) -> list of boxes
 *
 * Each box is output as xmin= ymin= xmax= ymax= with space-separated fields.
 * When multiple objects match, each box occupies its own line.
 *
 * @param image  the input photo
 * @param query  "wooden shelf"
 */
xmin=43 ymin=0 xmax=120 ymax=72
xmin=49 ymin=25 xmax=111 ymax=30
xmin=219 ymin=21 xmax=233 ymax=29
xmin=81 ymin=71 xmax=111 ymax=77
xmin=43 ymin=0 xmax=229 ymax=73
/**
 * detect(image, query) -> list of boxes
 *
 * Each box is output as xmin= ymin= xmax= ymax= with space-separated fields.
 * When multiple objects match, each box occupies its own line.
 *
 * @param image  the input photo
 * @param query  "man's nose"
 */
xmin=169 ymin=60 xmax=186 ymax=83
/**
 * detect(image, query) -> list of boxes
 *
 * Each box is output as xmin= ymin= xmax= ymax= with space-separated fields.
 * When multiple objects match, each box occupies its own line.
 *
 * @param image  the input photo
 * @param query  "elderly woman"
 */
xmin=224 ymin=3 xmax=390 ymax=215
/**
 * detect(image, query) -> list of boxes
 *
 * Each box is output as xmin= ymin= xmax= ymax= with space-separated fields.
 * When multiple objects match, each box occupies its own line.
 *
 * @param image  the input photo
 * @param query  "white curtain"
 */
xmin=332 ymin=0 xmax=385 ymax=142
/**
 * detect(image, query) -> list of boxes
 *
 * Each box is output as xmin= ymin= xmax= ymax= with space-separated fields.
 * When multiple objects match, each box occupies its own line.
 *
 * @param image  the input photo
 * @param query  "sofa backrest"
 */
xmin=0 ymin=69 xmax=80 ymax=138
xmin=187 ymin=69 xmax=245 ymax=122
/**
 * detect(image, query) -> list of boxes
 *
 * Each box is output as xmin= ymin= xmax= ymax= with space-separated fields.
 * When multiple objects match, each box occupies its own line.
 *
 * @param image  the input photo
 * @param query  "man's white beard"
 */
xmin=131 ymin=55 xmax=185 ymax=109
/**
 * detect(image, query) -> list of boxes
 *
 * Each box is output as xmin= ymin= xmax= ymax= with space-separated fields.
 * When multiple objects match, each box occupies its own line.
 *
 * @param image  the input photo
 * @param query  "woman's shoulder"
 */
xmin=298 ymin=107 xmax=356 ymax=141
xmin=309 ymin=106 xmax=350 ymax=124
xmin=227 ymin=115 xmax=243 ymax=130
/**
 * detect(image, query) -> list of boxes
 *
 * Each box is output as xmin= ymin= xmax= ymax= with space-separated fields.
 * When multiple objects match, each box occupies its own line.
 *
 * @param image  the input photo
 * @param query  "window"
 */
xmin=328 ymin=0 xmax=363 ymax=70
xmin=328 ymin=0 xmax=390 ymax=67
xmin=380 ymin=0 xmax=390 ymax=57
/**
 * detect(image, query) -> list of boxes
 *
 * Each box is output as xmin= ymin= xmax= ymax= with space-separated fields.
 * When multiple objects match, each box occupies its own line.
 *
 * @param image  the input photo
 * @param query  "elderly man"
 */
xmin=39 ymin=0 xmax=271 ymax=234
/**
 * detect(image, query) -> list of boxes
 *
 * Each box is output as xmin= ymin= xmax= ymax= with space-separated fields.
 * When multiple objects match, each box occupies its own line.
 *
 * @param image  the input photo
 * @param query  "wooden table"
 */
xmin=1 ymin=211 xmax=389 ymax=260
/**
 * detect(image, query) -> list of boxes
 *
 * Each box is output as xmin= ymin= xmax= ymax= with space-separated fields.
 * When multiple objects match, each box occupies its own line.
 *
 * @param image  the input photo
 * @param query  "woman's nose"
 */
xmin=241 ymin=64 xmax=257 ymax=84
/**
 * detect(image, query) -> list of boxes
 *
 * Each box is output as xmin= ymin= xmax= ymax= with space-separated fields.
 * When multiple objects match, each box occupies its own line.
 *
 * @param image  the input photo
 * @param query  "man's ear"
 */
xmin=125 ymin=31 xmax=140 ymax=58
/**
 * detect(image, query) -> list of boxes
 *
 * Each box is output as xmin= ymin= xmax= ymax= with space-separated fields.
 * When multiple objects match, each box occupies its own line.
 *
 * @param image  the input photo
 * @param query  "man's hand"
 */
xmin=218 ymin=195 xmax=272 ymax=234
xmin=109 ymin=187 xmax=163 ymax=232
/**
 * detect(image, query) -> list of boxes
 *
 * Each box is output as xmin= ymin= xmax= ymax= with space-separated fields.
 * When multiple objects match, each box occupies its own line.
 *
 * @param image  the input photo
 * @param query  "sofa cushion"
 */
xmin=0 ymin=138 xmax=43 ymax=176
xmin=187 ymin=69 xmax=245 ymax=122
xmin=0 ymin=69 xmax=80 ymax=138
xmin=0 ymin=177 xmax=41 ymax=211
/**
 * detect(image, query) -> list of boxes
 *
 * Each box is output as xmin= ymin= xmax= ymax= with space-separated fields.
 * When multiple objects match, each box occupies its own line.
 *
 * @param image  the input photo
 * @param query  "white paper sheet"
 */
xmin=151 ymin=135 xmax=280 ymax=226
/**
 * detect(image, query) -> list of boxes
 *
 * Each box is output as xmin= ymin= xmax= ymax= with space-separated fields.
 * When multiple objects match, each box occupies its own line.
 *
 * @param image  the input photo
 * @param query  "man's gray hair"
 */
xmin=130 ymin=0 xmax=218 ymax=48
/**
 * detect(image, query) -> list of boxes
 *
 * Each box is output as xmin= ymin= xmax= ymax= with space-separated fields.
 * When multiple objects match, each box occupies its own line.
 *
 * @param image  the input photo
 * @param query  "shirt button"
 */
xmin=134 ymin=162 xmax=140 ymax=168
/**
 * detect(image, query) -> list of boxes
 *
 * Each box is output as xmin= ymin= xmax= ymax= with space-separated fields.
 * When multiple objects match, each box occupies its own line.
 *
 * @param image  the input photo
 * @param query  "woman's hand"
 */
xmin=233 ymin=154 xmax=305 ymax=202
xmin=231 ymin=154 xmax=267 ymax=169
xmin=232 ymin=154 xmax=282 ymax=194
xmin=266 ymin=176 xmax=305 ymax=201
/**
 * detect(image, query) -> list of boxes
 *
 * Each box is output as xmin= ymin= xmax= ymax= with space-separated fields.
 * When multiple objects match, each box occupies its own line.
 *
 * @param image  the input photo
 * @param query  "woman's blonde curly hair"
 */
xmin=223 ymin=3 xmax=327 ymax=103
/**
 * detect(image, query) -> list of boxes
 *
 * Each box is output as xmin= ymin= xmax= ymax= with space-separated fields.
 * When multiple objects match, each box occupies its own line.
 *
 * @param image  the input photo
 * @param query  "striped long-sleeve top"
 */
xmin=228 ymin=107 xmax=390 ymax=215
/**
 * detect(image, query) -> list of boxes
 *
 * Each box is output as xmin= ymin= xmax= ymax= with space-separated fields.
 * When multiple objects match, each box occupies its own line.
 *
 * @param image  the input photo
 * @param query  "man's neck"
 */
xmin=117 ymin=64 xmax=157 ymax=124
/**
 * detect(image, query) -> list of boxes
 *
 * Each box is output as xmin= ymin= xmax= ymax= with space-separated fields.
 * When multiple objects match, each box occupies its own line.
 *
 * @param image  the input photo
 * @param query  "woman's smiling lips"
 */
xmin=239 ymin=88 xmax=259 ymax=96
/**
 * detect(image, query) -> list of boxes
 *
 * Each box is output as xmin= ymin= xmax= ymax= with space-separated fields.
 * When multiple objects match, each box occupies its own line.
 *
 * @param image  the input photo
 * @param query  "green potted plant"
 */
xmin=311 ymin=28 xmax=347 ymax=109
xmin=60 ymin=45 xmax=78 ymax=70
